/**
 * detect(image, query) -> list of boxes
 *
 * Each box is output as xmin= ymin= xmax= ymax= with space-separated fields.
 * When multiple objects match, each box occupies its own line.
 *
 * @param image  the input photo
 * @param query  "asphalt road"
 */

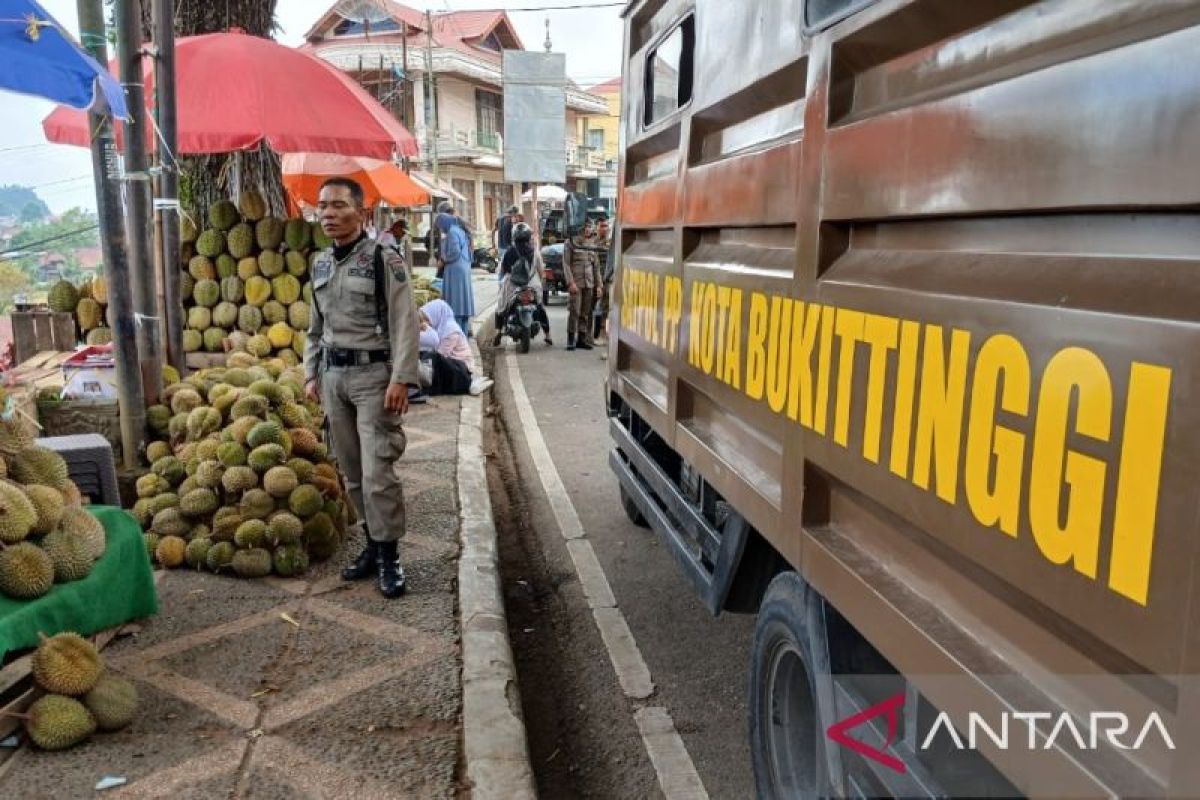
xmin=487 ymin=295 xmax=758 ymax=799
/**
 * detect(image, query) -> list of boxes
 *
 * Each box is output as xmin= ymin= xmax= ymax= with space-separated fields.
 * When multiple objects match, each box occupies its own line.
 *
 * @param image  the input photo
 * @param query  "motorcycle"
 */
xmin=496 ymin=285 xmax=544 ymax=354
xmin=539 ymin=242 xmax=568 ymax=304
xmin=472 ymin=246 xmax=498 ymax=273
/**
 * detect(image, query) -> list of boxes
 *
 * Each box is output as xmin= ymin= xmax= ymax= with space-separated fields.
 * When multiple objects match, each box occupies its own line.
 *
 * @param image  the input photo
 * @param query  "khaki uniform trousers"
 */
xmin=568 ymin=287 xmax=596 ymax=346
xmin=322 ymin=362 xmax=407 ymax=543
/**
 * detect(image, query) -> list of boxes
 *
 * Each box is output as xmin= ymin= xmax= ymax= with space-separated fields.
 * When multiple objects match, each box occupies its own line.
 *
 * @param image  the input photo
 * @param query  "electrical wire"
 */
xmin=431 ymin=2 xmax=625 ymax=14
xmin=0 ymin=224 xmax=99 ymax=258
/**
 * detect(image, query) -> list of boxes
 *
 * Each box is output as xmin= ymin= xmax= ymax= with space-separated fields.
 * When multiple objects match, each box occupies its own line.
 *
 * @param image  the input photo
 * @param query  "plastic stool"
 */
xmin=36 ymin=434 xmax=121 ymax=506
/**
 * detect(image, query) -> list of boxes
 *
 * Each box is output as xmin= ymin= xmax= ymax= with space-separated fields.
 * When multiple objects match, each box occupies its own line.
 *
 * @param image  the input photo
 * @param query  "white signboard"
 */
xmin=503 ymin=51 xmax=567 ymax=184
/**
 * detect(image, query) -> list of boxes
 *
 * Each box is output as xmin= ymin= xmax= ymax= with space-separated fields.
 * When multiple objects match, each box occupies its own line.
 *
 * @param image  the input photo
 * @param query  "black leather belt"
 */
xmin=324 ymin=348 xmax=390 ymax=367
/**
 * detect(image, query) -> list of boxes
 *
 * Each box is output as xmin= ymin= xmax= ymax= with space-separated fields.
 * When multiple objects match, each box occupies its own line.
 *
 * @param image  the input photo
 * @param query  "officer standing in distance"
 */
xmin=304 ymin=177 xmax=421 ymax=598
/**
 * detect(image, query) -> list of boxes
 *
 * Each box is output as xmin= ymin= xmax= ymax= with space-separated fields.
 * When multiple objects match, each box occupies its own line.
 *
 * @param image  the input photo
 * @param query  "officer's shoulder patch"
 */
xmin=383 ymin=247 xmax=407 ymax=283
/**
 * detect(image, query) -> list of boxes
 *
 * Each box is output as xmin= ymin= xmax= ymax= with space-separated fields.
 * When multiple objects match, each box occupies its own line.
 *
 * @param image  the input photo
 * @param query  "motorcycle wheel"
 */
xmin=518 ymin=326 xmax=531 ymax=354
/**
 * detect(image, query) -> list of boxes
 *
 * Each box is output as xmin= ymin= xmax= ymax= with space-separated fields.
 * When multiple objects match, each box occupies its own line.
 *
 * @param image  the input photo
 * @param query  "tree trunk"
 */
xmin=148 ymin=0 xmax=286 ymax=220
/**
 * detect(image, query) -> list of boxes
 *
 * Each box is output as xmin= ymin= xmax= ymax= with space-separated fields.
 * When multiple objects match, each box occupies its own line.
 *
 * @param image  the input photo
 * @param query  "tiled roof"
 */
xmin=588 ymin=77 xmax=622 ymax=94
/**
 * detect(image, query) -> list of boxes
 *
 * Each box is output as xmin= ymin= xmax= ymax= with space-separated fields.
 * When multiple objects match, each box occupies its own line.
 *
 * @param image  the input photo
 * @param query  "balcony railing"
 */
xmin=566 ymin=141 xmax=611 ymax=173
xmin=434 ymin=126 xmax=502 ymax=160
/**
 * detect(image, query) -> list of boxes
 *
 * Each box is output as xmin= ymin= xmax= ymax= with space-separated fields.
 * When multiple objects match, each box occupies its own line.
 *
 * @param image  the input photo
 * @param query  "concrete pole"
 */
xmin=153 ymin=0 xmax=185 ymax=374
xmin=116 ymin=0 xmax=165 ymax=404
xmin=77 ymin=0 xmax=145 ymax=468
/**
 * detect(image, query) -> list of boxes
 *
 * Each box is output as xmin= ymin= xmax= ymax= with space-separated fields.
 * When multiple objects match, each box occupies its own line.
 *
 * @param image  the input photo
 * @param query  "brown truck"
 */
xmin=606 ymin=1 xmax=1197 ymax=797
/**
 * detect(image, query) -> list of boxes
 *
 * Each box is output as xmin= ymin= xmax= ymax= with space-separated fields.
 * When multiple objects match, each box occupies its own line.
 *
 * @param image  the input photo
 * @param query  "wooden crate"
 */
xmin=10 ymin=312 xmax=76 ymax=366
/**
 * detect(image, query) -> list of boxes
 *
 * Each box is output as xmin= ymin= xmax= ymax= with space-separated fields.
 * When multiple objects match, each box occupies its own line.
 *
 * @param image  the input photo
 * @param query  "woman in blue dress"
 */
xmin=436 ymin=212 xmax=475 ymax=333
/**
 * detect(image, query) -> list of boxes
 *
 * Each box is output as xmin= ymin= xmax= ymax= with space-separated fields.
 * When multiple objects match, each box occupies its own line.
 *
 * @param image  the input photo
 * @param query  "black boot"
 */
xmin=566 ymin=334 xmax=576 ymax=351
xmin=342 ymin=537 xmax=378 ymax=581
xmin=376 ymin=540 xmax=407 ymax=598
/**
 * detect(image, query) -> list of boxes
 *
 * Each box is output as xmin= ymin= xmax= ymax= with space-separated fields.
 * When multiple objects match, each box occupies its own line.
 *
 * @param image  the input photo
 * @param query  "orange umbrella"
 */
xmin=281 ymin=153 xmax=428 ymax=209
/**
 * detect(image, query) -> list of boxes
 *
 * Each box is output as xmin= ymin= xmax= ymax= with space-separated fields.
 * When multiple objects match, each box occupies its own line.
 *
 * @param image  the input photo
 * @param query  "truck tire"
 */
xmin=619 ymin=484 xmax=649 ymax=528
xmin=750 ymin=571 xmax=838 ymax=800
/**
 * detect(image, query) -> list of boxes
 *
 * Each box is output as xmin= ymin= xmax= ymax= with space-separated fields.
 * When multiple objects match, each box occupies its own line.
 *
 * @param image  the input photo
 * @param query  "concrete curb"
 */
xmin=457 ymin=334 xmax=537 ymax=800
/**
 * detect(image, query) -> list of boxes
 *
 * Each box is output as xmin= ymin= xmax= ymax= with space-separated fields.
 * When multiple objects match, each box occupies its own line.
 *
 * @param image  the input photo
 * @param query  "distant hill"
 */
xmin=0 ymin=185 xmax=50 ymax=221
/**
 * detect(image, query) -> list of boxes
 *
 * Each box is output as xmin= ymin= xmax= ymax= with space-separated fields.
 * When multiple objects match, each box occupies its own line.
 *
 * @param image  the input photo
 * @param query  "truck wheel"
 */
xmin=750 ymin=571 xmax=837 ymax=800
xmin=619 ymin=484 xmax=649 ymax=528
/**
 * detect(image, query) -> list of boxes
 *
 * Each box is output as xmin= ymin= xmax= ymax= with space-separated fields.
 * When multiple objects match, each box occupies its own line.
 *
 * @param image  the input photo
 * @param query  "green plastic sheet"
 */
xmin=0 ymin=506 xmax=159 ymax=664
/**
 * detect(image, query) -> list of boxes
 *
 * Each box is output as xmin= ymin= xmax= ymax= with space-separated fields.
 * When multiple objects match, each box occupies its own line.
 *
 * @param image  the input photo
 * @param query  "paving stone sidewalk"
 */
xmin=0 ymin=398 xmax=466 ymax=800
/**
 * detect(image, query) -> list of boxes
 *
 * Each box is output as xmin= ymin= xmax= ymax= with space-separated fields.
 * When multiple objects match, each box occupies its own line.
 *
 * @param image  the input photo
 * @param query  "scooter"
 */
xmin=495 ymin=285 xmax=544 ymax=354
xmin=472 ymin=247 xmax=498 ymax=273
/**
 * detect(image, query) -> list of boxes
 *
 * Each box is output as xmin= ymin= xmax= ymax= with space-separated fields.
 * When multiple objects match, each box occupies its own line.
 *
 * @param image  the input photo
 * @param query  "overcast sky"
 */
xmin=2 ymin=0 xmax=625 ymax=214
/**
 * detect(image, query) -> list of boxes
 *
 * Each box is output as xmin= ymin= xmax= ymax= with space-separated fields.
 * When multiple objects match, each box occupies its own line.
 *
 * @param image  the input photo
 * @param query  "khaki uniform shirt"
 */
xmin=566 ymin=238 xmax=601 ymax=289
xmin=304 ymin=235 xmax=421 ymax=387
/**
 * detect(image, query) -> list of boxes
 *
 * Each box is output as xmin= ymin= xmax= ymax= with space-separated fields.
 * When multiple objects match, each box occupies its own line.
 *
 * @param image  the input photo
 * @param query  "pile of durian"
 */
xmin=46 ymin=274 xmax=111 ymax=346
xmin=137 ymin=352 xmax=349 ymax=578
xmin=14 ymin=632 xmax=137 ymax=750
xmin=0 ymin=438 xmax=107 ymax=601
xmin=179 ymin=190 xmax=330 ymax=364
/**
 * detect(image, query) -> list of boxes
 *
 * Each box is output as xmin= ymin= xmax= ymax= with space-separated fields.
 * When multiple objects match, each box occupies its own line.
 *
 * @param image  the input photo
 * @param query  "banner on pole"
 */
xmin=503 ymin=51 xmax=566 ymax=184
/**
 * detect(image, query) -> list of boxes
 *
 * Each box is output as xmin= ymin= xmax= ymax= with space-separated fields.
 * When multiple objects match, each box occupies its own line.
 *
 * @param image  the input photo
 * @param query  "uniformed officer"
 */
xmin=565 ymin=224 xmax=602 ymax=351
xmin=304 ymin=177 xmax=421 ymax=598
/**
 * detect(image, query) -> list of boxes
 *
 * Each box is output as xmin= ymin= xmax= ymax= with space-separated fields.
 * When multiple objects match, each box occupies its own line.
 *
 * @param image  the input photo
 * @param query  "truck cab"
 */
xmin=607 ymin=1 xmax=1200 ymax=797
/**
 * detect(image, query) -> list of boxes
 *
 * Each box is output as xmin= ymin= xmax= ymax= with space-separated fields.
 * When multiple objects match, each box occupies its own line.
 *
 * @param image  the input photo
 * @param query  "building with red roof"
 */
xmin=304 ymin=2 xmax=611 ymax=232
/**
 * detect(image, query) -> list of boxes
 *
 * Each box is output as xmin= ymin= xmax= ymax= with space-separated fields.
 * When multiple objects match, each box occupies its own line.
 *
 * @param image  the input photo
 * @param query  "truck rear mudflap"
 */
xmin=609 ymin=417 xmax=748 ymax=616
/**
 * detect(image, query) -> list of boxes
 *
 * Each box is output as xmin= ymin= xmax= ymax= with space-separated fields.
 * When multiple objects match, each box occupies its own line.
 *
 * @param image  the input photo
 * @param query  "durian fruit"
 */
xmin=258 ymin=250 xmax=285 ymax=278
xmin=86 ymin=327 xmax=113 ymax=346
xmin=239 ymin=488 xmax=275 ymax=520
xmin=227 ymin=222 xmax=255 ymax=259
xmin=312 ymin=221 xmax=333 ymax=249
xmin=203 ymin=328 xmax=226 ymax=352
xmin=0 ymin=417 xmax=36 ymax=458
xmin=232 ymin=547 xmax=272 ymax=578
xmin=239 ymin=189 xmax=267 ymax=222
xmin=195 ymin=228 xmax=225 ymax=258
xmin=262 ymin=466 xmax=298 ymax=498
xmin=91 ymin=273 xmax=108 ymax=304
xmin=180 ymin=487 xmax=219 ymax=518
xmin=83 ymin=673 xmax=138 ymax=731
xmin=187 ymin=306 xmax=212 ymax=330
xmin=155 ymin=535 xmax=187 ymax=568
xmin=146 ymin=440 xmax=172 ymax=464
xmin=193 ymin=279 xmax=220 ymax=308
xmin=221 ymin=465 xmax=258 ymax=494
xmin=143 ymin=532 xmax=160 ymax=560
xmin=213 ymin=301 xmax=239 ymax=329
xmin=256 ymin=217 xmax=284 ymax=250
xmin=185 ymin=537 xmax=212 ymax=569
xmin=267 ymin=322 xmax=294 ymax=349
xmin=11 ymin=445 xmax=71 ymax=488
xmin=24 ymin=694 xmax=96 ymax=750
xmin=181 ymin=215 xmax=198 ymax=243
xmin=0 ymin=481 xmax=38 ymax=543
xmin=288 ymin=484 xmax=323 ymax=518
xmin=0 ymin=541 xmax=54 ymax=598
xmin=284 ymin=218 xmax=311 ymax=251
xmin=246 ymin=335 xmax=272 ymax=358
xmin=48 ymin=280 xmax=80 ymax=313
xmin=245 ymin=276 xmax=271 ymax=307
xmin=60 ymin=482 xmax=84 ymax=509
xmin=248 ymin=444 xmax=285 ymax=473
xmin=32 ymin=632 xmax=102 ymax=695
xmin=272 ymin=544 xmax=309 ymax=577
xmin=217 ymin=442 xmax=247 ymax=467
xmin=206 ymin=540 xmax=235 ymax=572
xmin=262 ymin=300 xmax=287 ymax=325
xmin=237 ymin=256 xmax=259 ymax=281
xmin=247 ymin=420 xmax=283 ymax=448
xmin=271 ymin=274 xmax=301 ymax=305
xmin=26 ymin=485 xmax=66 ymax=535
xmin=183 ymin=329 xmax=202 ymax=352
xmin=220 ymin=276 xmax=245 ymax=304
xmin=61 ymin=508 xmax=106 ymax=561
xmin=41 ymin=528 xmax=93 ymax=582
xmin=285 ymin=250 xmax=308 ymax=278
xmin=151 ymin=507 xmax=190 ymax=538
xmin=303 ymin=512 xmax=337 ymax=561
xmin=234 ymin=519 xmax=266 ymax=549
xmin=194 ymin=460 xmax=224 ymax=489
xmin=170 ymin=387 xmax=203 ymax=415
xmin=288 ymin=301 xmax=310 ymax=330
xmin=267 ymin=512 xmax=303 ymax=546
xmin=76 ymin=298 xmax=103 ymax=331
xmin=216 ymin=253 xmax=238 ymax=279
xmin=186 ymin=407 xmax=222 ymax=441
xmin=188 ymin=255 xmax=216 ymax=281
xmin=151 ymin=455 xmax=185 ymax=486
xmin=208 ymin=200 xmax=240 ymax=231
xmin=211 ymin=509 xmax=242 ymax=542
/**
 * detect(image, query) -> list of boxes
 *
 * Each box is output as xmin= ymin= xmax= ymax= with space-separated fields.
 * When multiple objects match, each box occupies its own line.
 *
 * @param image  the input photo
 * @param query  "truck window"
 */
xmin=805 ymin=0 xmax=875 ymax=30
xmin=644 ymin=16 xmax=695 ymax=127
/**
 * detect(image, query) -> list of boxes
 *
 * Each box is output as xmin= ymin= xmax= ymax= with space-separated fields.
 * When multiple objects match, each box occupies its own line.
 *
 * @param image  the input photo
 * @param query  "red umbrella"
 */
xmin=42 ymin=30 xmax=418 ymax=159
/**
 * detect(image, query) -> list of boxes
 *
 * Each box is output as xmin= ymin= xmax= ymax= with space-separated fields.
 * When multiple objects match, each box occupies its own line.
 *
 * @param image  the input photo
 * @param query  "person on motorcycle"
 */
xmin=495 ymin=222 xmax=553 ymax=346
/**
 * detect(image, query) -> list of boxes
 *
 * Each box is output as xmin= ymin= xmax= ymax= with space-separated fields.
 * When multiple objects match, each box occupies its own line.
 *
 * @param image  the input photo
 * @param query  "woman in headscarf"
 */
xmin=418 ymin=299 xmax=493 ymax=396
xmin=495 ymin=222 xmax=553 ymax=346
xmin=436 ymin=211 xmax=475 ymax=332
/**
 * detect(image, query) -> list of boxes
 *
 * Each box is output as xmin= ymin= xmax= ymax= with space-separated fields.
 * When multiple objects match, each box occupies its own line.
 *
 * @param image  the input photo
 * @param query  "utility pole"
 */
xmin=77 ymin=0 xmax=144 ymax=469
xmin=153 ymin=0 xmax=184 ymax=374
xmin=424 ymin=9 xmax=439 ymax=183
xmin=401 ymin=26 xmax=409 ymax=132
xmin=116 ymin=0 xmax=164 ymax=405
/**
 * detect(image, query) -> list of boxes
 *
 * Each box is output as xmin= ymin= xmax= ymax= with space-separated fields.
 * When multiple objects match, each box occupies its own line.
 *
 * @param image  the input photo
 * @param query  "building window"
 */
xmin=482 ymin=182 xmax=512 ymax=230
xmin=452 ymin=179 xmax=477 ymax=230
xmin=333 ymin=17 xmax=401 ymax=36
xmin=644 ymin=16 xmax=694 ymax=127
xmin=587 ymin=128 xmax=605 ymax=150
xmin=478 ymin=32 xmax=503 ymax=52
xmin=476 ymin=89 xmax=503 ymax=149
xmin=804 ymin=0 xmax=875 ymax=29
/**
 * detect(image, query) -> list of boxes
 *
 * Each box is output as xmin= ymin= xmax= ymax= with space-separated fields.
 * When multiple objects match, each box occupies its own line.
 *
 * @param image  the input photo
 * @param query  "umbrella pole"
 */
xmin=117 ymin=0 xmax=165 ymax=405
xmin=78 ymin=0 xmax=145 ymax=469
xmin=153 ymin=0 xmax=185 ymax=375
